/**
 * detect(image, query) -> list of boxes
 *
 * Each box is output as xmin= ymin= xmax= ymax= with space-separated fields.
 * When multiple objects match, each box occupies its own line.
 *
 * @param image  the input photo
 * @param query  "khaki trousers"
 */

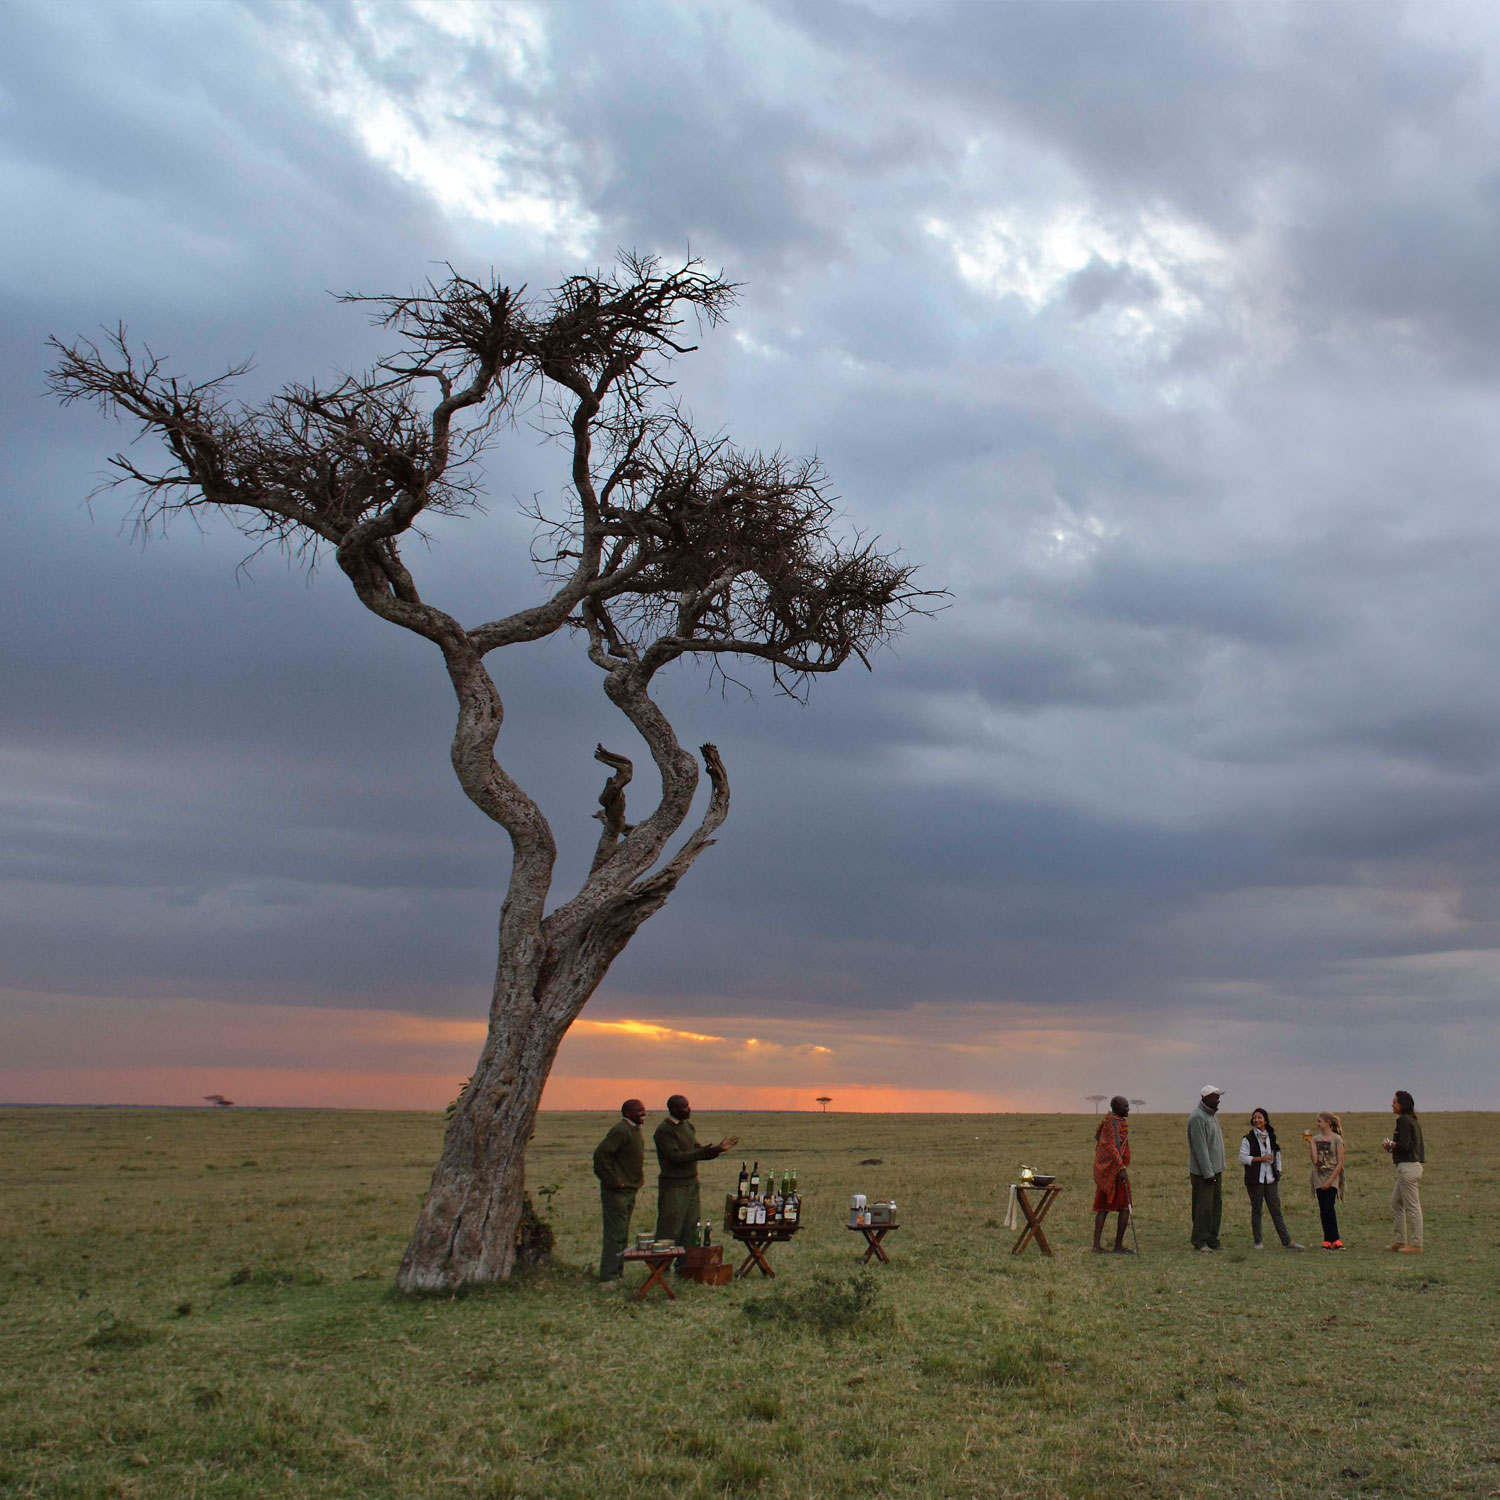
xmin=1391 ymin=1161 xmax=1424 ymax=1247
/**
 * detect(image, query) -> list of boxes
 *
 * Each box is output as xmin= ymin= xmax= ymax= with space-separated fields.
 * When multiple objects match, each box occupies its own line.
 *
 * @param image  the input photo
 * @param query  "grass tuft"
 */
xmin=744 ymin=1389 xmax=783 ymax=1422
xmin=979 ymin=1331 xmax=1068 ymax=1388
xmin=224 ymin=1264 xmax=324 ymax=1289
xmin=713 ymin=1448 xmax=774 ymax=1493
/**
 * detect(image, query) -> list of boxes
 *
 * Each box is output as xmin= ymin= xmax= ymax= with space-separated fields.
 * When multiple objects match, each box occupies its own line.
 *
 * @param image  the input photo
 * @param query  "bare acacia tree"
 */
xmin=1086 ymin=1094 xmax=1107 ymax=1113
xmin=50 ymin=255 xmax=935 ymax=1290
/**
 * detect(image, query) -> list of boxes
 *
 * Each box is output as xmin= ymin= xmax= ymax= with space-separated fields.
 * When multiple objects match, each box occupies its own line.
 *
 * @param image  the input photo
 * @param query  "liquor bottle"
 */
xmin=704 ymin=1220 xmax=712 ymax=1247
xmin=750 ymin=1161 xmax=760 ymax=1198
xmin=695 ymin=1220 xmax=704 ymax=1247
xmin=737 ymin=1161 xmax=749 ymax=1198
xmin=767 ymin=1167 xmax=777 ymax=1201
xmin=789 ymin=1166 xmax=797 ymax=1195
xmin=783 ymin=1183 xmax=798 ymax=1225
xmin=737 ymin=1196 xmax=749 ymax=1225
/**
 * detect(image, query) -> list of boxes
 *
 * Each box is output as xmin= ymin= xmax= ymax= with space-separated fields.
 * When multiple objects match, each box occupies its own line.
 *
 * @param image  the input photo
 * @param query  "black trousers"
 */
xmin=1246 ymin=1178 xmax=1291 ymax=1246
xmin=1315 ymin=1186 xmax=1341 ymax=1243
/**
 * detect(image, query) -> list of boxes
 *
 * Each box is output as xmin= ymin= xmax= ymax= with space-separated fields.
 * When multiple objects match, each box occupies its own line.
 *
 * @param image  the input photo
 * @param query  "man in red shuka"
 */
xmin=1093 ymin=1096 xmax=1133 ymax=1253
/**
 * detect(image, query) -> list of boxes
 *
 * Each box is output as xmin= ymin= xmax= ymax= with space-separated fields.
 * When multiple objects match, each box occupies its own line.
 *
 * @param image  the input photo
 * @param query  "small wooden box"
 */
xmin=677 ymin=1244 xmax=724 ymax=1283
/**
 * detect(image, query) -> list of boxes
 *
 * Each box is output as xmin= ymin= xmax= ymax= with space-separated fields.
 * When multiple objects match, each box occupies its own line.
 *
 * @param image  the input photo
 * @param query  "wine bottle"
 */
xmin=750 ymin=1160 xmax=760 ymax=1198
xmin=737 ymin=1160 xmax=749 ymax=1198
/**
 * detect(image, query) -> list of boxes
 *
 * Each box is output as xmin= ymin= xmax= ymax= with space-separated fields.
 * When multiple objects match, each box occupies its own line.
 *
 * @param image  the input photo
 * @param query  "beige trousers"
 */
xmin=1391 ymin=1161 xmax=1424 ymax=1247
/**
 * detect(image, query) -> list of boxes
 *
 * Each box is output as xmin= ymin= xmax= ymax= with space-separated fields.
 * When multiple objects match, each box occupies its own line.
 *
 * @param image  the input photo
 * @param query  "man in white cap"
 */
xmin=1188 ymin=1086 xmax=1227 ymax=1252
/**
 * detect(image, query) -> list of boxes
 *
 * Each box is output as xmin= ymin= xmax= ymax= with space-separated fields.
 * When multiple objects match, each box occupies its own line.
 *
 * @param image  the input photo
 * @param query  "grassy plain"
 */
xmin=1 ymin=1106 xmax=1496 ymax=1500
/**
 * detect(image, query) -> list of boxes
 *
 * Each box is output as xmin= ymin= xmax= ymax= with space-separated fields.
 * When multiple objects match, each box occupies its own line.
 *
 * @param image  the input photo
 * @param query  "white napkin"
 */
xmin=1003 ymin=1183 xmax=1019 ymax=1231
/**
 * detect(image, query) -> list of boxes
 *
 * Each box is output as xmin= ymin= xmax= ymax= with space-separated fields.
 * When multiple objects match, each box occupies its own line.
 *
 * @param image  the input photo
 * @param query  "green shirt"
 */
xmin=592 ymin=1118 xmax=645 ymax=1191
xmin=653 ymin=1115 xmax=722 ymax=1182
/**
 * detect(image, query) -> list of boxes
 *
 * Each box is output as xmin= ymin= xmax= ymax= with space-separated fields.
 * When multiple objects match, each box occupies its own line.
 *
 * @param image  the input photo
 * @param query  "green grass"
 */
xmin=1 ymin=1106 xmax=1496 ymax=1498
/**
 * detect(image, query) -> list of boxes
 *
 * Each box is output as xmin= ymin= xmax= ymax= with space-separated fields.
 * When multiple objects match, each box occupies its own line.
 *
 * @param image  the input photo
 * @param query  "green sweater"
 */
xmin=1187 ymin=1104 xmax=1226 ymax=1177
xmin=1393 ymin=1114 xmax=1425 ymax=1164
xmin=653 ymin=1116 xmax=723 ymax=1182
xmin=592 ymin=1119 xmax=645 ymax=1191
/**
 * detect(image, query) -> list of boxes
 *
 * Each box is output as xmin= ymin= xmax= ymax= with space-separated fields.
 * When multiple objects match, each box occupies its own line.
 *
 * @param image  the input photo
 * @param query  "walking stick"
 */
xmin=1126 ymin=1176 xmax=1142 ymax=1256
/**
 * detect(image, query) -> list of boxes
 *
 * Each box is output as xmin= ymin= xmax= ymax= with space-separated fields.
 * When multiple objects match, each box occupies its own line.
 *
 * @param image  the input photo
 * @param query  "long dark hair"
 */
xmin=1395 ymin=1090 xmax=1416 ymax=1116
xmin=1248 ymin=1107 xmax=1280 ymax=1156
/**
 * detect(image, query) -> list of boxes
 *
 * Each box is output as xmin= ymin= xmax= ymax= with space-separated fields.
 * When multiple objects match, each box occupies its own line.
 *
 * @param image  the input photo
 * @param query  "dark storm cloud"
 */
xmin=6 ymin=0 xmax=1500 ymax=1105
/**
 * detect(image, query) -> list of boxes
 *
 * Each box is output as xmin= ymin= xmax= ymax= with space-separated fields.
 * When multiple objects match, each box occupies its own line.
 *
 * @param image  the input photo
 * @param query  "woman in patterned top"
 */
xmin=1306 ymin=1111 xmax=1346 ymax=1249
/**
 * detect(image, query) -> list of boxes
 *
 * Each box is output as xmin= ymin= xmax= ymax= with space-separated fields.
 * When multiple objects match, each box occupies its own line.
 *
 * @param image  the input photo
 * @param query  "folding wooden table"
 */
xmin=621 ymin=1245 xmax=685 ymax=1300
xmin=1009 ymin=1184 xmax=1063 ymax=1257
xmin=729 ymin=1223 xmax=798 ymax=1278
xmin=847 ymin=1220 xmax=900 ymax=1263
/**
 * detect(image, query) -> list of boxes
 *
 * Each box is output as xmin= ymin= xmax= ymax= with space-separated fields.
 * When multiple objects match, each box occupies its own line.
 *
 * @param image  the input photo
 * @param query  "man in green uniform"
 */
xmin=653 ymin=1094 xmax=738 ymax=1249
xmin=592 ymin=1098 xmax=647 ymax=1287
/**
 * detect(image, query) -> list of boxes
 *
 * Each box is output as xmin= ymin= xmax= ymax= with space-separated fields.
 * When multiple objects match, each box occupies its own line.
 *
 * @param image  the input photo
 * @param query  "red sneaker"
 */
xmin=1332 ymin=1240 xmax=1345 ymax=1250
xmin=1322 ymin=1240 xmax=1333 ymax=1249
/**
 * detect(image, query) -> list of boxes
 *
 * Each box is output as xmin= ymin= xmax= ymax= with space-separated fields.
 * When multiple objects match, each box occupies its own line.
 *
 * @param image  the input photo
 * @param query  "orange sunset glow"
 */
xmin=0 ymin=987 xmax=1236 ymax=1113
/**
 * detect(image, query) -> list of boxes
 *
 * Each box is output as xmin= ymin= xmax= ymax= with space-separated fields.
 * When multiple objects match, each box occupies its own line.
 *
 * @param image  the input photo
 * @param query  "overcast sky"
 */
xmin=6 ymin=0 xmax=1500 ymax=1113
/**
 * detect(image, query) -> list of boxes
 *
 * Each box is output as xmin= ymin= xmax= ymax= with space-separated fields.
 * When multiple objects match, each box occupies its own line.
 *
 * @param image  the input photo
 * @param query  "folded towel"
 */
xmin=1003 ymin=1184 xmax=1019 ymax=1231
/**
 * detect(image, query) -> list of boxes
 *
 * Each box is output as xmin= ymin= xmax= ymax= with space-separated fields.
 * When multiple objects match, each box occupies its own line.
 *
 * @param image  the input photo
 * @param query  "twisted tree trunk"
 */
xmin=395 ymin=651 xmax=728 ymax=1289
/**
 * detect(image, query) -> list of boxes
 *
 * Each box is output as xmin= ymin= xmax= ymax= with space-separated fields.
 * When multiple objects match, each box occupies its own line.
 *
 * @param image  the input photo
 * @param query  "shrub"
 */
xmin=85 ymin=1315 xmax=156 ymax=1350
xmin=742 ymin=1271 xmax=880 ymax=1337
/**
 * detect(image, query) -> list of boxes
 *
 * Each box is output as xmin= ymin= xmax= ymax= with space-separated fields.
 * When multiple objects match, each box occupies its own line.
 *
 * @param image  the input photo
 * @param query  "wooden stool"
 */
xmin=621 ymin=1246 xmax=685 ymax=1299
xmin=848 ymin=1221 xmax=899 ymax=1263
xmin=1009 ymin=1185 xmax=1063 ymax=1257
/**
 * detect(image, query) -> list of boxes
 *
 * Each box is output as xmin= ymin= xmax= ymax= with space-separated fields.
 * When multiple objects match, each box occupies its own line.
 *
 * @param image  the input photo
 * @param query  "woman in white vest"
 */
xmin=1238 ymin=1108 xmax=1304 ymax=1251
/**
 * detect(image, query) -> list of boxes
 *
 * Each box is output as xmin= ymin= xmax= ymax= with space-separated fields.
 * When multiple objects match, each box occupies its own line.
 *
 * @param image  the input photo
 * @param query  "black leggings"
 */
xmin=1315 ymin=1186 xmax=1341 ymax=1243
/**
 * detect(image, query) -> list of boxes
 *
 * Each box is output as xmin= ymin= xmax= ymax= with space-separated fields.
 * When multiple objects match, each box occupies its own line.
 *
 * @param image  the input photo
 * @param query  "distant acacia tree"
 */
xmin=1085 ymin=1094 xmax=1107 ymax=1113
xmin=1130 ymin=1099 xmax=1146 ymax=1112
xmin=51 ymin=256 xmax=934 ymax=1290
xmin=816 ymin=1096 xmax=832 ymax=1113
xmin=203 ymin=1094 xmax=234 ymax=1108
